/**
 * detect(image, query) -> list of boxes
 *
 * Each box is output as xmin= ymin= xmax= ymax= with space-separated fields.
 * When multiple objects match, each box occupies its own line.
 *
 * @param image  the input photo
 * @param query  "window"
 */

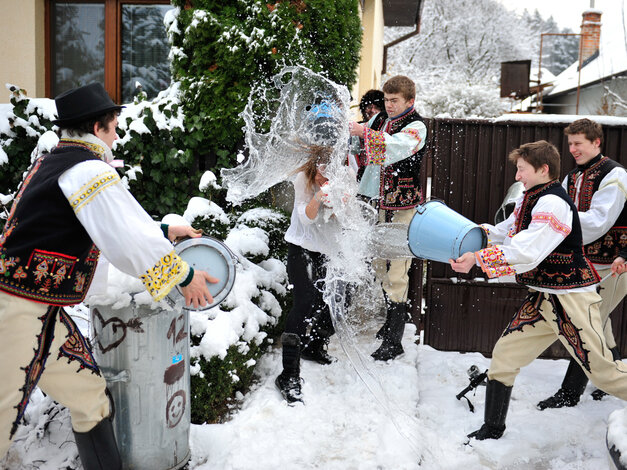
xmin=47 ymin=0 xmax=172 ymax=103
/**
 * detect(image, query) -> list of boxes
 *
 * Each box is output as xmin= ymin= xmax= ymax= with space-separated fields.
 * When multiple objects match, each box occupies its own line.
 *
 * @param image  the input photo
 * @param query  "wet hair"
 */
xmin=294 ymin=144 xmax=332 ymax=191
xmin=382 ymin=75 xmax=415 ymax=102
xmin=359 ymin=89 xmax=384 ymax=121
xmin=564 ymin=118 xmax=603 ymax=146
xmin=58 ymin=110 xmax=119 ymax=137
xmin=508 ymin=140 xmax=560 ymax=180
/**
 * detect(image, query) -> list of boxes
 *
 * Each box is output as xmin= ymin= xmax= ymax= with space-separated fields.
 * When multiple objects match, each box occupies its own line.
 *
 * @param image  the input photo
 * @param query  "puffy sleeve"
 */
xmin=578 ymin=167 xmax=627 ymax=244
xmin=475 ymin=195 xmax=573 ymax=278
xmin=58 ymin=159 xmax=190 ymax=301
xmin=363 ymin=119 xmax=426 ymax=167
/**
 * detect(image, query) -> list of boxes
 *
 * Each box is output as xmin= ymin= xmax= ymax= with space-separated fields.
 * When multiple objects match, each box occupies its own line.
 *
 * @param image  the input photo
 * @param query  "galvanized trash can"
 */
xmin=90 ymin=301 xmax=191 ymax=470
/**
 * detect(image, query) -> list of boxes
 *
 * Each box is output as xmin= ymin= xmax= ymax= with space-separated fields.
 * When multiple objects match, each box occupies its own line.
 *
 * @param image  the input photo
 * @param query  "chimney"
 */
xmin=579 ymin=9 xmax=602 ymax=65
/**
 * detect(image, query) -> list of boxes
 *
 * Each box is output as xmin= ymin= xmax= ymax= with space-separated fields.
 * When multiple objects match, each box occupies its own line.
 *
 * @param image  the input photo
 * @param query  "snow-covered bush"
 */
xmin=172 ymin=196 xmax=291 ymax=423
xmin=421 ymin=81 xmax=508 ymax=119
xmin=0 ymin=86 xmax=56 ymax=228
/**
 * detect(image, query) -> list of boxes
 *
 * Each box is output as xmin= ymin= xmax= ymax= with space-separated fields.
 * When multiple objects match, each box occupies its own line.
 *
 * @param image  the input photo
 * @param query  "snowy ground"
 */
xmin=2 ymin=309 xmax=624 ymax=470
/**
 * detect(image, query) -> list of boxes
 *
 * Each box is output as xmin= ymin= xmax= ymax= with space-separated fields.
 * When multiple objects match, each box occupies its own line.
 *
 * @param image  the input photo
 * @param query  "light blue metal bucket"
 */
xmin=408 ymin=200 xmax=487 ymax=263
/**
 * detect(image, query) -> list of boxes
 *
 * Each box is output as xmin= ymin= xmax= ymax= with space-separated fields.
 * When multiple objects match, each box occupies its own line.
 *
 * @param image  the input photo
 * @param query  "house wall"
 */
xmin=545 ymin=77 xmax=627 ymax=117
xmin=352 ymin=0 xmax=384 ymax=119
xmin=0 ymin=0 xmax=46 ymax=100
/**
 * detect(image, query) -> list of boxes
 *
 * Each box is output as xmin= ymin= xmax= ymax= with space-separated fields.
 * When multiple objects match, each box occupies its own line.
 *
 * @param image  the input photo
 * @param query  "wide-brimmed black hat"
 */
xmin=53 ymin=83 xmax=125 ymax=126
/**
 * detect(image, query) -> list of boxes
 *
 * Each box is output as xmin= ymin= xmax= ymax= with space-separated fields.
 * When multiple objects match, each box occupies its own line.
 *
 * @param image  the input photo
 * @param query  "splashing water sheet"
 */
xmin=222 ymin=65 xmax=432 ymax=463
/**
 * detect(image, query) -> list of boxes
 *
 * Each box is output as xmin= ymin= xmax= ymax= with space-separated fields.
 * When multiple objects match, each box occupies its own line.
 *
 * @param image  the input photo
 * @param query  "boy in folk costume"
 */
xmin=538 ymin=118 xmax=627 ymax=409
xmin=348 ymin=76 xmax=427 ymax=361
xmin=0 ymin=83 xmax=217 ymax=469
xmin=450 ymin=140 xmax=627 ymax=441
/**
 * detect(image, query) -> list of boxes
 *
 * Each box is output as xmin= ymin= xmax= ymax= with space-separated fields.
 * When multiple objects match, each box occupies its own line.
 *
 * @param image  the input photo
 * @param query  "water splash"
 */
xmin=222 ymin=65 xmax=431 ymax=462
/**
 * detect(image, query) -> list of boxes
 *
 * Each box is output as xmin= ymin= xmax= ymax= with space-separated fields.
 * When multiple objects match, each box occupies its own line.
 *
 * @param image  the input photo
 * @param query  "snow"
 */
xmin=3 ymin=317 xmax=624 ymax=470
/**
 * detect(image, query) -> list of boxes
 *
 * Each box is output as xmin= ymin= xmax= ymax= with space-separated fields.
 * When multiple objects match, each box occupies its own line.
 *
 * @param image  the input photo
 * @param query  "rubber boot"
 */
xmin=591 ymin=346 xmax=622 ymax=400
xmin=537 ymin=359 xmax=588 ymax=410
xmin=275 ymin=333 xmax=303 ymax=404
xmin=467 ymin=379 xmax=512 ymax=440
xmin=73 ymin=391 xmax=122 ymax=470
xmin=371 ymin=302 xmax=406 ymax=361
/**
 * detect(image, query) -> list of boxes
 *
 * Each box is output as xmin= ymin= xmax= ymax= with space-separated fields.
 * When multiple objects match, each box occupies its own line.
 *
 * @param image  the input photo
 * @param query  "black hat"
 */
xmin=53 ymin=83 xmax=124 ymax=126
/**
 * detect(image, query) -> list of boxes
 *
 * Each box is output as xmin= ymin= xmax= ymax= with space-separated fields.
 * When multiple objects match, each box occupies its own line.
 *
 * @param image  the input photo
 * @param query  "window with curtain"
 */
xmin=121 ymin=4 xmax=172 ymax=103
xmin=49 ymin=1 xmax=172 ymax=103
xmin=51 ymin=3 xmax=105 ymax=98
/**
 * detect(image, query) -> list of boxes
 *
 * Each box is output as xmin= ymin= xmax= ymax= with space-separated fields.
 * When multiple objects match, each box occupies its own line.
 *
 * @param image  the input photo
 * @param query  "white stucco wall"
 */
xmin=0 ymin=0 xmax=46 ymax=101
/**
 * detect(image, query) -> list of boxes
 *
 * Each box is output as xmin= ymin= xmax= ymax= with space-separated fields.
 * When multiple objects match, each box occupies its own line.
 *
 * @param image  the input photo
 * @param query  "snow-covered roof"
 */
xmin=546 ymin=6 xmax=627 ymax=97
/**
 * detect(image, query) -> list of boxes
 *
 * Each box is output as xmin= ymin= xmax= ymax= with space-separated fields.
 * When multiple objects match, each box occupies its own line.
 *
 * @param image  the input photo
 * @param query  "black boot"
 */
xmin=73 ymin=417 xmax=122 ymax=470
xmin=275 ymin=333 xmax=304 ymax=404
xmin=301 ymin=336 xmax=336 ymax=365
xmin=302 ymin=315 xmax=335 ymax=365
xmin=371 ymin=302 xmax=406 ymax=361
xmin=591 ymin=346 xmax=622 ymax=400
xmin=467 ymin=379 xmax=512 ymax=440
xmin=537 ymin=359 xmax=588 ymax=410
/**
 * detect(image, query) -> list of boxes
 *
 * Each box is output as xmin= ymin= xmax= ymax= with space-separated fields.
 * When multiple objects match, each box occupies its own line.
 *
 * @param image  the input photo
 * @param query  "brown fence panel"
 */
xmin=417 ymin=117 xmax=627 ymax=358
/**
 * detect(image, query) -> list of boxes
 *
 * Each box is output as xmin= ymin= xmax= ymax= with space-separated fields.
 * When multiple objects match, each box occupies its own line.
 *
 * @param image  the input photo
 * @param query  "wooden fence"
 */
xmin=409 ymin=116 xmax=627 ymax=358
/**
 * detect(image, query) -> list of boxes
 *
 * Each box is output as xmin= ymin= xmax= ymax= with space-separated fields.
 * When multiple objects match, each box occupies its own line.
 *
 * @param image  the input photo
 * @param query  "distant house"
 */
xmin=540 ymin=8 xmax=627 ymax=116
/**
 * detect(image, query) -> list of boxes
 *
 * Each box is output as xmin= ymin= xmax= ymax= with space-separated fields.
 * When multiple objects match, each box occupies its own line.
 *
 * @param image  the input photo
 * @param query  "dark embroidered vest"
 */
xmin=369 ymin=108 xmax=426 ymax=210
xmin=0 ymin=144 xmax=102 ymax=305
xmin=514 ymin=180 xmax=600 ymax=289
xmin=566 ymin=155 xmax=627 ymax=265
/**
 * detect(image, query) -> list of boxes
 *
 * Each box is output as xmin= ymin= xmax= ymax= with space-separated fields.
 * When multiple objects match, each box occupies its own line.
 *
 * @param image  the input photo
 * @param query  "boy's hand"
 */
xmin=611 ymin=256 xmax=627 ymax=276
xmin=449 ymin=252 xmax=476 ymax=273
xmin=168 ymin=225 xmax=202 ymax=243
xmin=348 ymin=121 xmax=365 ymax=138
xmin=180 ymin=270 xmax=219 ymax=309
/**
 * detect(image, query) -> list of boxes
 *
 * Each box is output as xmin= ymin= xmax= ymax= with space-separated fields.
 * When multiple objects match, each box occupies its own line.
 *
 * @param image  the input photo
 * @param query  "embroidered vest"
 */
xmin=0 ymin=143 xmax=102 ymax=305
xmin=369 ymin=108 xmax=426 ymax=210
xmin=566 ymin=155 xmax=627 ymax=265
xmin=514 ymin=180 xmax=600 ymax=289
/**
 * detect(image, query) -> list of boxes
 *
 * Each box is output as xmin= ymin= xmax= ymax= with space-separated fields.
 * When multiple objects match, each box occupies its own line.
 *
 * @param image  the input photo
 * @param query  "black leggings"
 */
xmin=284 ymin=243 xmax=334 ymax=342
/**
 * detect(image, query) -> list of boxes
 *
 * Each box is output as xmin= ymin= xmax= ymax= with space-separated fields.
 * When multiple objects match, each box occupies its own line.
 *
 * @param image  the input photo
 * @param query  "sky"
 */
xmin=496 ymin=0 xmax=624 ymax=31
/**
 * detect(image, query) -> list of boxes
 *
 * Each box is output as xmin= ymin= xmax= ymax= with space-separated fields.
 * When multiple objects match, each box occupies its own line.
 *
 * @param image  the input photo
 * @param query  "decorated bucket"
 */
xmin=408 ymin=200 xmax=487 ymax=263
xmin=91 ymin=302 xmax=191 ymax=470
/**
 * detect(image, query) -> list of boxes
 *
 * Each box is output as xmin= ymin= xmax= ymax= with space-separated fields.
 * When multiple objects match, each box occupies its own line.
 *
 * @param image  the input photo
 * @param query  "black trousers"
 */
xmin=284 ymin=243 xmax=334 ymax=342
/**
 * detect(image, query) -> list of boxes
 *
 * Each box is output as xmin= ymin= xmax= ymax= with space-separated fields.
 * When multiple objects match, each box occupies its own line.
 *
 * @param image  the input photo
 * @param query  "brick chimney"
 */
xmin=579 ymin=9 xmax=602 ymax=64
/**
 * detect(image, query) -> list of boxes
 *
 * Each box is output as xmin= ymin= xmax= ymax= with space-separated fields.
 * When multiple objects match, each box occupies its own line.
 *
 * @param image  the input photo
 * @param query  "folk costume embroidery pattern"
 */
xmin=69 ymin=171 xmax=120 ymax=213
xmin=476 ymin=246 xmax=516 ymax=278
xmin=567 ymin=156 xmax=627 ymax=264
xmin=58 ymin=308 xmax=100 ymax=374
xmin=363 ymin=127 xmax=386 ymax=165
xmin=140 ymin=250 xmax=188 ymax=302
xmin=503 ymin=291 xmax=544 ymax=335
xmin=11 ymin=306 xmax=58 ymax=439
xmin=531 ymin=212 xmax=571 ymax=237
xmin=548 ymin=295 xmax=591 ymax=371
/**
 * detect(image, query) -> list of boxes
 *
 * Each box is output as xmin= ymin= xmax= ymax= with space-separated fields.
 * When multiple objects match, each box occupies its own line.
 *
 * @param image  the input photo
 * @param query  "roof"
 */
xmin=382 ymin=0 xmax=424 ymax=27
xmin=545 ymin=5 xmax=627 ymax=97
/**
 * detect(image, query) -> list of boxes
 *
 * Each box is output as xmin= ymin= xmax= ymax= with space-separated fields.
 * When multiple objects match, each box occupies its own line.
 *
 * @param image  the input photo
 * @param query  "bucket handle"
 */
xmin=102 ymin=369 xmax=130 ymax=383
xmin=416 ymin=197 xmax=445 ymax=215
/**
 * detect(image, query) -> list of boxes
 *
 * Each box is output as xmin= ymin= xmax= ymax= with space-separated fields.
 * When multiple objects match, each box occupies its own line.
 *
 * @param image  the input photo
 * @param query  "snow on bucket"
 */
xmin=408 ymin=200 xmax=487 ymax=263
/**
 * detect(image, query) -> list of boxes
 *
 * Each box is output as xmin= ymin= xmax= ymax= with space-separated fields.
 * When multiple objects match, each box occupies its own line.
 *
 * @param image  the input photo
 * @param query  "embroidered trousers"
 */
xmin=596 ymin=268 xmax=627 ymax=350
xmin=0 ymin=291 xmax=109 ymax=457
xmin=488 ymin=289 xmax=627 ymax=398
xmin=372 ymin=208 xmax=415 ymax=303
